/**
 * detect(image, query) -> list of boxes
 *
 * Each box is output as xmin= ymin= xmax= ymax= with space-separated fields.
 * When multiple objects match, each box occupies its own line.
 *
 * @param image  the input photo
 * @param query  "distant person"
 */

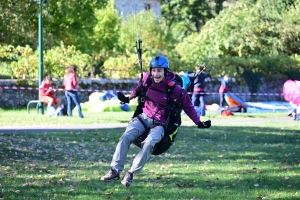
xmin=63 ymin=65 xmax=84 ymax=118
xmin=287 ymin=103 xmax=297 ymax=120
xmin=88 ymin=64 xmax=96 ymax=78
xmin=219 ymin=74 xmax=229 ymax=108
xmin=39 ymin=75 xmax=62 ymax=116
xmin=181 ymin=65 xmax=210 ymax=116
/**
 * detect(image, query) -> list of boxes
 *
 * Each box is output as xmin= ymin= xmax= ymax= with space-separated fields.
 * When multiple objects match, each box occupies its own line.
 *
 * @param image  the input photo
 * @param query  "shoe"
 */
xmin=51 ymin=105 xmax=63 ymax=117
xmin=287 ymin=109 xmax=294 ymax=117
xmin=100 ymin=167 xmax=120 ymax=182
xmin=46 ymin=106 xmax=55 ymax=117
xmin=121 ymin=171 xmax=133 ymax=187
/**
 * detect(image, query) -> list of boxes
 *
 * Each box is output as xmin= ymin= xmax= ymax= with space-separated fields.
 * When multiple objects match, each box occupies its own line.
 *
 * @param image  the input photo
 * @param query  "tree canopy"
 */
xmin=175 ymin=0 xmax=300 ymax=81
xmin=0 ymin=0 xmax=299 ymax=83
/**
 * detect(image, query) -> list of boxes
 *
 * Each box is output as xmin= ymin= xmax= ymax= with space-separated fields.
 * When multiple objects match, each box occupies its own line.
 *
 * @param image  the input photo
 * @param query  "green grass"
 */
xmin=0 ymin=109 xmax=300 ymax=199
xmin=0 ymin=107 xmax=291 ymax=127
xmin=0 ymin=108 xmax=133 ymax=127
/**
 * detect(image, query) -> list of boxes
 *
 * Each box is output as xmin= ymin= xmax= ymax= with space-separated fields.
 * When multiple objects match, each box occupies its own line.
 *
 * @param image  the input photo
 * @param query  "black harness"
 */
xmin=132 ymin=74 xmax=184 ymax=155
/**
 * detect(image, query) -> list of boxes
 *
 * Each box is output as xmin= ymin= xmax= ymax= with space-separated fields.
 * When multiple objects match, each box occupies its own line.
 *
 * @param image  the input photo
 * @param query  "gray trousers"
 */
xmin=110 ymin=113 xmax=165 ymax=173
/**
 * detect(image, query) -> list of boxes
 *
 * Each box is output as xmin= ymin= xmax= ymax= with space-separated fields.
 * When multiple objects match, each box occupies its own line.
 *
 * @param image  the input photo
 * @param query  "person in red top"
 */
xmin=219 ymin=74 xmax=229 ymax=108
xmin=40 ymin=75 xmax=61 ymax=108
xmin=63 ymin=65 xmax=84 ymax=118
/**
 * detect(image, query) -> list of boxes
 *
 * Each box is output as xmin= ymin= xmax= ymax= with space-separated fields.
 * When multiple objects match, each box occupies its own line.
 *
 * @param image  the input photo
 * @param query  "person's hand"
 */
xmin=198 ymin=120 xmax=211 ymax=129
xmin=117 ymin=92 xmax=129 ymax=104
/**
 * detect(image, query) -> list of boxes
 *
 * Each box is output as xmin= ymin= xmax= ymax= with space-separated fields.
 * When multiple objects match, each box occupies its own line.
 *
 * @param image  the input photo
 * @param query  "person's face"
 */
xmin=151 ymin=68 xmax=165 ymax=83
xmin=45 ymin=79 xmax=51 ymax=84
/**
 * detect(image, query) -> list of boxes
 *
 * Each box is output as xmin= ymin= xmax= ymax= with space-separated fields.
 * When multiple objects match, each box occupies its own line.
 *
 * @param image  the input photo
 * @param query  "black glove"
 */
xmin=117 ymin=92 xmax=129 ymax=104
xmin=198 ymin=120 xmax=211 ymax=129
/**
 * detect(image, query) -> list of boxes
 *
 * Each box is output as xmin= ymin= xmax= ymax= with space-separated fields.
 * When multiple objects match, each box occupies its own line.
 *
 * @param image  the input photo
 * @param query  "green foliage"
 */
xmin=161 ymin=0 xmax=217 ymax=41
xmin=0 ymin=0 xmax=107 ymax=52
xmin=103 ymin=53 xmax=140 ymax=79
xmin=43 ymin=43 xmax=93 ymax=78
xmin=9 ymin=46 xmax=38 ymax=79
xmin=279 ymin=0 xmax=300 ymax=54
xmin=0 ymin=1 xmax=38 ymax=47
xmin=12 ymin=79 xmax=38 ymax=89
xmin=1 ymin=44 xmax=93 ymax=79
xmin=0 ymin=45 xmax=19 ymax=62
xmin=92 ymin=0 xmax=121 ymax=53
xmin=1 ymin=0 xmax=300 ymax=81
xmin=176 ymin=0 xmax=300 ymax=82
xmin=42 ymin=0 xmax=107 ymax=52
xmin=104 ymin=10 xmax=178 ymax=78
xmin=0 ymin=45 xmax=19 ymax=78
xmin=118 ymin=10 xmax=174 ymax=53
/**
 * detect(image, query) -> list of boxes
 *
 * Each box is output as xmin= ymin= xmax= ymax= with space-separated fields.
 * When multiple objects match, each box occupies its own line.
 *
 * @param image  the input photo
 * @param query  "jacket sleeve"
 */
xmin=130 ymin=81 xmax=142 ymax=99
xmin=177 ymin=88 xmax=200 ymax=125
xmin=187 ymin=72 xmax=196 ymax=78
xmin=130 ymin=72 xmax=149 ymax=99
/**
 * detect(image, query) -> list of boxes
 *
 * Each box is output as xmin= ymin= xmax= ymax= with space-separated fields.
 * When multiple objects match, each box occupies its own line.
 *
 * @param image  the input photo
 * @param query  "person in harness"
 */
xmin=100 ymin=56 xmax=211 ymax=187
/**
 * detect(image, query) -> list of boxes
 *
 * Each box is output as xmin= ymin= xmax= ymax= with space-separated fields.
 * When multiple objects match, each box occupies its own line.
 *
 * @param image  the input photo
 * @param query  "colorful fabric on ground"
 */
xmin=224 ymin=92 xmax=248 ymax=108
xmin=283 ymin=80 xmax=300 ymax=106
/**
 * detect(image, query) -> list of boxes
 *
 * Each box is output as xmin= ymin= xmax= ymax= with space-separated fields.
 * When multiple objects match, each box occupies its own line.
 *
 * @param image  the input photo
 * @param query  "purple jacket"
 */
xmin=130 ymin=72 xmax=200 ymax=124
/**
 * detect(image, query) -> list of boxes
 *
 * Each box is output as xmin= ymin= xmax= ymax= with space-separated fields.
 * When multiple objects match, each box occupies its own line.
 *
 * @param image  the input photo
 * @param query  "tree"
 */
xmin=92 ymin=0 xmax=121 ymax=53
xmin=161 ymin=0 xmax=229 ymax=41
xmin=0 ymin=0 xmax=107 ymax=53
xmin=43 ymin=0 xmax=107 ymax=53
xmin=103 ymin=10 xmax=179 ymax=78
xmin=0 ymin=1 xmax=39 ymax=47
xmin=176 ymin=0 xmax=300 ymax=75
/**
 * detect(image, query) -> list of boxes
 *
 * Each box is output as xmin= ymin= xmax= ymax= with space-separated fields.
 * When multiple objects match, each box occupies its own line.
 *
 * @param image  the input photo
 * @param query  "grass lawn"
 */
xmin=0 ymin=109 xmax=300 ymax=199
xmin=0 ymin=107 xmax=293 ymax=127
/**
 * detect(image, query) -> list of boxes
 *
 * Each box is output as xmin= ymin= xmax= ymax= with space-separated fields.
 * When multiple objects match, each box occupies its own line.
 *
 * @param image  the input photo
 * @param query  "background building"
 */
xmin=115 ymin=0 xmax=161 ymax=19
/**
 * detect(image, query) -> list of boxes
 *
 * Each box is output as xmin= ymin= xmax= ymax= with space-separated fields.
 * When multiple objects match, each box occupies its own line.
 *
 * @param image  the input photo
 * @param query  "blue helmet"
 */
xmin=149 ymin=56 xmax=169 ymax=76
xmin=149 ymin=56 xmax=169 ymax=69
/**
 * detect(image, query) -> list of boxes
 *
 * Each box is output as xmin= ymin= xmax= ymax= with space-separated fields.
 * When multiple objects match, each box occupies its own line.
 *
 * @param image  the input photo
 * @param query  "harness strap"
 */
xmin=137 ymin=115 xmax=148 ymax=131
xmin=137 ymin=114 xmax=166 ymax=132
